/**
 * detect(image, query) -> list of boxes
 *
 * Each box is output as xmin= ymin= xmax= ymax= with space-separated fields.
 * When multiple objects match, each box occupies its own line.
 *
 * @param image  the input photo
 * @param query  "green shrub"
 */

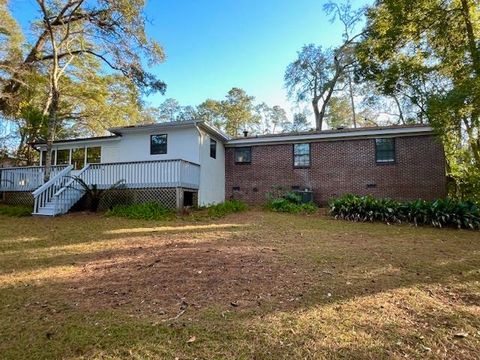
xmin=0 ymin=205 xmax=32 ymax=217
xmin=266 ymin=191 xmax=317 ymax=214
xmin=329 ymin=194 xmax=480 ymax=230
xmin=106 ymin=202 xmax=175 ymax=220
xmin=207 ymin=200 xmax=248 ymax=218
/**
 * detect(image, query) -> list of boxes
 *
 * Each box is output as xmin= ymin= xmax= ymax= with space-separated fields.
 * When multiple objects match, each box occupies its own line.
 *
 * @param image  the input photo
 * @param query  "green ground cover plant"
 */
xmin=329 ymin=194 xmax=480 ymax=230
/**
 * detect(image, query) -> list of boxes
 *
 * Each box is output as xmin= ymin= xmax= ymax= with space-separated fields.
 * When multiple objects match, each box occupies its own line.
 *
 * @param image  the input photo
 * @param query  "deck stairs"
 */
xmin=32 ymin=165 xmax=91 ymax=216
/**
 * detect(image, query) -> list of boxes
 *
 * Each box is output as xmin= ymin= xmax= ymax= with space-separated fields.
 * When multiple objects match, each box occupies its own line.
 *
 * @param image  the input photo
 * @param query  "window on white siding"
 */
xmin=293 ymin=143 xmax=310 ymax=168
xmin=40 ymin=150 xmax=55 ymax=166
xmin=56 ymin=149 xmax=70 ymax=165
xmin=86 ymin=147 xmax=101 ymax=164
xmin=151 ymin=134 xmax=167 ymax=154
xmin=210 ymin=138 xmax=217 ymax=159
xmin=71 ymin=148 xmax=85 ymax=170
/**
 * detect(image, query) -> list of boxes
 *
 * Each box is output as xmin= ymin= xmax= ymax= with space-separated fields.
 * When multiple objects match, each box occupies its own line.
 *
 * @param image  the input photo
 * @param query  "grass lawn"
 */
xmin=0 ymin=210 xmax=479 ymax=359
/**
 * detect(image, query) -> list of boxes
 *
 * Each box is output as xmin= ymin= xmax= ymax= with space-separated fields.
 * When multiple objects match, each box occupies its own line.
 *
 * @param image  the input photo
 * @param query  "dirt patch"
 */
xmin=63 ymin=231 xmax=316 ymax=318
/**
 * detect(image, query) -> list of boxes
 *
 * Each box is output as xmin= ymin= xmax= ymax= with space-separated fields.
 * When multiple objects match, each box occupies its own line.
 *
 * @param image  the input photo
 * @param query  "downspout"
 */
xmin=193 ymin=121 xmax=203 ymax=206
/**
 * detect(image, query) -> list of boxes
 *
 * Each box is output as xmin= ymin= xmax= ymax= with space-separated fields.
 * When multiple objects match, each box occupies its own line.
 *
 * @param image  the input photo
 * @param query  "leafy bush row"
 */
xmin=329 ymin=194 xmax=480 ymax=230
xmin=206 ymin=199 xmax=248 ymax=218
xmin=0 ymin=205 xmax=32 ymax=217
xmin=105 ymin=200 xmax=248 ymax=221
xmin=266 ymin=191 xmax=317 ymax=214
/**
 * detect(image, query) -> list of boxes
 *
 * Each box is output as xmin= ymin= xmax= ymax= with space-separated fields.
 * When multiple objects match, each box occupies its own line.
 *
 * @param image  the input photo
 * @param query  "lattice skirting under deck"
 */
xmin=1 ymin=192 xmax=34 ymax=207
xmin=91 ymin=187 xmax=198 ymax=211
xmin=1 ymin=188 xmax=198 ymax=212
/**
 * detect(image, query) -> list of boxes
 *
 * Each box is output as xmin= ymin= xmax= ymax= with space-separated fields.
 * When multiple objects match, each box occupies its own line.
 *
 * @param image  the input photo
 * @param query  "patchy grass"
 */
xmin=0 ymin=211 xmax=479 ymax=359
xmin=0 ymin=204 xmax=32 ymax=217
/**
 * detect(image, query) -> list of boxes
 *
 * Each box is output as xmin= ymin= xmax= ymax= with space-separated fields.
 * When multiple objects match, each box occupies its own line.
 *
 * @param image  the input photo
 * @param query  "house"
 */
xmin=0 ymin=121 xmax=446 ymax=216
xmin=226 ymin=125 xmax=446 ymax=204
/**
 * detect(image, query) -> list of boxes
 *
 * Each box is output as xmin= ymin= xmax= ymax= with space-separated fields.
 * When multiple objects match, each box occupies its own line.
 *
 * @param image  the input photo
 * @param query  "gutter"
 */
xmin=226 ymin=126 xmax=434 ymax=147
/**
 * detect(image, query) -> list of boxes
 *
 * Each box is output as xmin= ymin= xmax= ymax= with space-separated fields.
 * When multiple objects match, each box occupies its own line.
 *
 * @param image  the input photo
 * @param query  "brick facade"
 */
xmin=225 ymin=135 xmax=446 ymax=205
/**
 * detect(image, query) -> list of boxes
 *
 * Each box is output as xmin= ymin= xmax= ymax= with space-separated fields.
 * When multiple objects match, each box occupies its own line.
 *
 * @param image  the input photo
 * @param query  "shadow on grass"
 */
xmin=0 ymin=211 xmax=479 ymax=359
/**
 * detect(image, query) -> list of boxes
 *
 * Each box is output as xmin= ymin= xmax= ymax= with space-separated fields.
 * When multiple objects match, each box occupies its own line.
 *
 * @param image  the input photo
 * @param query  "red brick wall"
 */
xmin=225 ymin=135 xmax=446 ymax=205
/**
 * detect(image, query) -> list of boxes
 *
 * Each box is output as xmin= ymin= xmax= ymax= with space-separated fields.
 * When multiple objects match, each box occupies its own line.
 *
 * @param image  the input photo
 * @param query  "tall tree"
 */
xmin=324 ymin=95 xmax=354 ymax=129
xmin=197 ymin=88 xmax=259 ymax=136
xmin=158 ymin=98 xmax=181 ymax=122
xmin=1 ymin=0 xmax=166 ymax=179
xmin=324 ymin=0 xmax=364 ymax=128
xmin=254 ymin=103 xmax=289 ymax=134
xmin=284 ymin=43 xmax=354 ymax=131
xmin=197 ymin=99 xmax=225 ymax=129
xmin=221 ymin=88 xmax=260 ymax=136
xmin=357 ymin=0 xmax=480 ymax=198
xmin=288 ymin=112 xmax=312 ymax=133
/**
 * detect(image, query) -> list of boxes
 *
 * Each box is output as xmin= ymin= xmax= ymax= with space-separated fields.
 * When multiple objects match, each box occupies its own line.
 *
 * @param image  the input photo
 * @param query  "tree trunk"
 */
xmin=318 ymin=78 xmax=338 ymax=130
xmin=392 ymin=94 xmax=405 ymax=124
xmin=312 ymin=97 xmax=322 ymax=131
xmin=44 ymin=88 xmax=59 ymax=182
xmin=460 ymin=0 xmax=480 ymax=77
xmin=347 ymin=72 xmax=356 ymax=128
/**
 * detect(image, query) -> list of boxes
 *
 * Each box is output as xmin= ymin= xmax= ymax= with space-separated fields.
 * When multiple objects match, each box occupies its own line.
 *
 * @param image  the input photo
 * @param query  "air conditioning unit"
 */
xmin=293 ymin=189 xmax=314 ymax=203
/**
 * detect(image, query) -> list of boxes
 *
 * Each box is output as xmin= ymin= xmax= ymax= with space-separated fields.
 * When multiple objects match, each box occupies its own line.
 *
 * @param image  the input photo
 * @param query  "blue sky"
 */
xmin=11 ymin=0 xmax=371 ymax=122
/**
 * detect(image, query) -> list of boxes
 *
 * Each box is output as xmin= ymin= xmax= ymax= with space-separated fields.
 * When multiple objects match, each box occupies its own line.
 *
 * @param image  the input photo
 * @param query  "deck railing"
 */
xmin=50 ymin=159 xmax=200 ymax=216
xmin=79 ymin=159 xmax=201 ymax=189
xmin=0 ymin=165 xmax=69 ymax=191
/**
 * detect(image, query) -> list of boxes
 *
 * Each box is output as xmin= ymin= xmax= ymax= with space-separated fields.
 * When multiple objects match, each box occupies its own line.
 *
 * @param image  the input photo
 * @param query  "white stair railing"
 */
xmin=52 ymin=164 xmax=92 ymax=215
xmin=32 ymin=165 xmax=73 ymax=214
xmin=32 ymin=159 xmax=201 ymax=216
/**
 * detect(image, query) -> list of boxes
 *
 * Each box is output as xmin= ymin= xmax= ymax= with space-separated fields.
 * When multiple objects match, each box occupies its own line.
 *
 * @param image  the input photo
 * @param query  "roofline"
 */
xmin=196 ymin=121 xmax=231 ymax=142
xmin=225 ymin=125 xmax=435 ymax=147
xmin=108 ymin=120 xmax=230 ymax=142
xmin=31 ymin=135 xmax=121 ymax=148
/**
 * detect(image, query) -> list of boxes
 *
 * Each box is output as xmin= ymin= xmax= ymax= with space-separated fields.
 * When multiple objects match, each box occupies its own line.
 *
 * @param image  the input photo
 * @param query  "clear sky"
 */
xmin=10 ymin=0 xmax=371 ymax=122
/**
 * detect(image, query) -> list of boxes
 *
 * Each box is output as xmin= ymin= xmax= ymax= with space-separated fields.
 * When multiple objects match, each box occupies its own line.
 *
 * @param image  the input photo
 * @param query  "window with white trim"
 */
xmin=293 ymin=143 xmax=310 ymax=168
xmin=375 ymin=138 xmax=395 ymax=163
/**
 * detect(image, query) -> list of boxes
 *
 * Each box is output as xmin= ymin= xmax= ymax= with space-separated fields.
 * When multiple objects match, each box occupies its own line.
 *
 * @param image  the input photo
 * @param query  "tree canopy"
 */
xmin=357 ymin=0 xmax=480 ymax=199
xmin=0 ymin=0 xmax=166 ymax=167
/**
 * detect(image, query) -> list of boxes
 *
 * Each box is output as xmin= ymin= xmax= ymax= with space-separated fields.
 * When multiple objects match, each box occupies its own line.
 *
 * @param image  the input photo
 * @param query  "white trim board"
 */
xmin=226 ymin=127 xmax=434 ymax=147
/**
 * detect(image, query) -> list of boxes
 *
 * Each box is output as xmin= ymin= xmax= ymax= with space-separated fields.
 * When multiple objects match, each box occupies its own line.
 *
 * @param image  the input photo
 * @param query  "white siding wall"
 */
xmin=102 ymin=128 xmax=200 ymax=163
xmin=46 ymin=128 xmax=201 ymax=164
xmin=43 ymin=126 xmax=227 ymax=206
xmin=197 ymin=129 xmax=226 ymax=206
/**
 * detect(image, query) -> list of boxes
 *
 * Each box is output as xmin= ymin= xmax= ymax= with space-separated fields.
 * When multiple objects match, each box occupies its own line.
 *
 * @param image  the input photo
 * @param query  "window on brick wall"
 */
xmin=234 ymin=147 xmax=251 ymax=163
xmin=375 ymin=138 xmax=395 ymax=163
xmin=293 ymin=143 xmax=310 ymax=168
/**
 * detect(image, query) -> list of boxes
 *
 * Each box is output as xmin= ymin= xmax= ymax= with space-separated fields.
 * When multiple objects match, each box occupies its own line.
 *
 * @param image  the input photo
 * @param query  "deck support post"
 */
xmin=175 ymin=187 xmax=184 ymax=210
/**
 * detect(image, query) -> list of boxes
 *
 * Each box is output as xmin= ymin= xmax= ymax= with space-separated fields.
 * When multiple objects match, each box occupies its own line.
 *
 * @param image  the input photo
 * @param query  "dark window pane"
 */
xmin=375 ymin=138 xmax=395 ymax=163
xmin=40 ymin=150 xmax=55 ymax=166
xmin=86 ymin=147 xmax=101 ymax=164
xmin=210 ymin=138 xmax=217 ymax=159
xmin=234 ymin=147 xmax=251 ymax=163
xmin=151 ymin=134 xmax=167 ymax=155
xmin=56 ymin=149 xmax=70 ymax=165
xmin=294 ymin=143 xmax=310 ymax=167
xmin=71 ymin=148 xmax=85 ymax=170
